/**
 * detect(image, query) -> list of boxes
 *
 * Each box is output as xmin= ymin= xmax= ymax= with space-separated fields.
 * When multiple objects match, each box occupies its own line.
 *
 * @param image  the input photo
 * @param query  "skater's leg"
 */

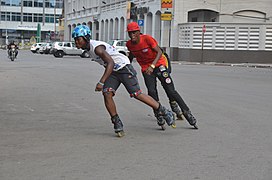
xmin=142 ymin=72 xmax=159 ymax=101
xmin=163 ymin=83 xmax=198 ymax=128
xmin=134 ymin=93 xmax=159 ymax=109
xmin=121 ymin=64 xmax=175 ymax=127
xmin=157 ymin=70 xmax=198 ymax=128
xmin=159 ymin=76 xmax=190 ymax=112
xmin=111 ymin=114 xmax=124 ymax=136
xmin=102 ymin=72 xmax=121 ymax=117
xmin=142 ymin=71 xmax=170 ymax=125
xmin=169 ymin=101 xmax=183 ymax=120
xmin=134 ymin=94 xmax=175 ymax=127
xmin=102 ymin=72 xmax=125 ymax=135
xmin=131 ymin=91 xmax=167 ymax=129
xmin=103 ymin=91 xmax=118 ymax=117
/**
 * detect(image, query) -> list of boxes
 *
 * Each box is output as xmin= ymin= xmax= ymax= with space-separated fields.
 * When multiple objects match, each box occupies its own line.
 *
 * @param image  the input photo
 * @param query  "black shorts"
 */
xmin=103 ymin=64 xmax=141 ymax=97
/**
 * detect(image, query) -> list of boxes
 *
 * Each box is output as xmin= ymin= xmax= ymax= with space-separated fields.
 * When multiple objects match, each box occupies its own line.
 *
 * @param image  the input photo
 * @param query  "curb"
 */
xmin=171 ymin=61 xmax=272 ymax=69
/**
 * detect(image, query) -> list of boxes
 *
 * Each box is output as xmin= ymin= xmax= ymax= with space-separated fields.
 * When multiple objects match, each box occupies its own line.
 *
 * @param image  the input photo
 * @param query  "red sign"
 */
xmin=202 ymin=24 xmax=206 ymax=33
xmin=161 ymin=0 xmax=173 ymax=8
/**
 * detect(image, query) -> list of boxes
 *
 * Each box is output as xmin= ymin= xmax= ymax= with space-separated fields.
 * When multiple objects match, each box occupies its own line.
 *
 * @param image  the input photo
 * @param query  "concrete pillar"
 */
xmin=143 ymin=14 xmax=147 ymax=34
xmin=161 ymin=20 xmax=170 ymax=47
xmin=91 ymin=22 xmax=96 ymax=40
xmin=112 ymin=19 xmax=116 ymax=40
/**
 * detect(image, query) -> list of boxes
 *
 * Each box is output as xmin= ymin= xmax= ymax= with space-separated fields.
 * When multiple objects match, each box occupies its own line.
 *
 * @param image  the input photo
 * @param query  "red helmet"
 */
xmin=127 ymin=22 xmax=140 ymax=32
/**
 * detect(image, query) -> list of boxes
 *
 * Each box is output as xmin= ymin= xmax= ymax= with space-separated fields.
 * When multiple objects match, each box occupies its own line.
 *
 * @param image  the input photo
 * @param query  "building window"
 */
xmin=11 ymin=12 xmax=21 ymax=21
xmin=45 ymin=0 xmax=63 ymax=8
xmin=2 ymin=0 xmax=10 ymax=5
xmin=188 ymin=9 xmax=219 ymax=22
xmin=23 ymin=0 xmax=33 ymax=7
xmin=34 ymin=0 xmax=43 ymax=7
xmin=5 ymin=12 xmax=11 ymax=21
xmin=45 ymin=14 xmax=59 ymax=23
xmin=1 ymin=0 xmax=20 ymax=6
xmin=23 ymin=13 xmax=32 ymax=22
xmin=233 ymin=10 xmax=267 ymax=22
xmin=45 ymin=0 xmax=54 ymax=8
xmin=1 ymin=12 xmax=6 ymax=21
xmin=34 ymin=13 xmax=43 ymax=22
xmin=191 ymin=17 xmax=197 ymax=22
xmin=45 ymin=14 xmax=54 ymax=23
xmin=11 ymin=0 xmax=20 ymax=6
xmin=55 ymin=0 xmax=63 ymax=8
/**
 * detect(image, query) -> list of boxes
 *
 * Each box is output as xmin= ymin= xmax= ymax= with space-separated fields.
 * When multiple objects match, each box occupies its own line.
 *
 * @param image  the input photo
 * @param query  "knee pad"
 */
xmin=130 ymin=90 xmax=142 ymax=98
xmin=103 ymin=88 xmax=116 ymax=97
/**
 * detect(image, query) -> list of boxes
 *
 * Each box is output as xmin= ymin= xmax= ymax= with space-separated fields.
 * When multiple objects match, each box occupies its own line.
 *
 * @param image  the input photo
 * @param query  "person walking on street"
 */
xmin=126 ymin=22 xmax=198 ymax=129
xmin=72 ymin=25 xmax=176 ymax=137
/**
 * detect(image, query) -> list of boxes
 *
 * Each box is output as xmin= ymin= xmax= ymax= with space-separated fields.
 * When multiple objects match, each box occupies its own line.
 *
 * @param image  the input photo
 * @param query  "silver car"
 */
xmin=51 ymin=41 xmax=89 ymax=58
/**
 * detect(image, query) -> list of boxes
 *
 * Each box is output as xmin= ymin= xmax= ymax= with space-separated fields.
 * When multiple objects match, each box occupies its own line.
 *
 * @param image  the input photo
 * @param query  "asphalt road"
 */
xmin=1 ymin=50 xmax=272 ymax=180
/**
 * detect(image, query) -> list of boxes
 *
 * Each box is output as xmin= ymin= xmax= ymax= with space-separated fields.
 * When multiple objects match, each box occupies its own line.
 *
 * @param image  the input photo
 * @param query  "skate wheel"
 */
xmin=171 ymin=123 xmax=177 ymax=129
xmin=176 ymin=114 xmax=184 ymax=120
xmin=193 ymin=124 xmax=199 ymax=129
xmin=116 ymin=131 xmax=125 ymax=137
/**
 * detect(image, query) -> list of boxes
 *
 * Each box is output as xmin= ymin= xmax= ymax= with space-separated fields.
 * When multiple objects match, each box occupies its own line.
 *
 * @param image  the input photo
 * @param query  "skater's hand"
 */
xmin=145 ymin=66 xmax=154 ymax=75
xmin=95 ymin=82 xmax=104 ymax=92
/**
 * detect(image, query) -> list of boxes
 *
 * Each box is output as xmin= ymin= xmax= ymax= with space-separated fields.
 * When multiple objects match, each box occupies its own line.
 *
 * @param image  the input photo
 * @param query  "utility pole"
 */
xmin=5 ymin=4 xmax=8 ymax=45
xmin=43 ymin=0 xmax=45 ymax=26
xmin=54 ymin=0 xmax=56 ymax=41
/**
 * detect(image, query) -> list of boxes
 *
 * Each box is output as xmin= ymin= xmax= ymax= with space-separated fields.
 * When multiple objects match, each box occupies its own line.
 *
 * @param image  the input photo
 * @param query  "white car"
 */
xmin=30 ymin=42 xmax=47 ymax=53
xmin=39 ymin=42 xmax=52 ymax=54
xmin=51 ymin=41 xmax=89 ymax=58
xmin=107 ymin=40 xmax=129 ymax=56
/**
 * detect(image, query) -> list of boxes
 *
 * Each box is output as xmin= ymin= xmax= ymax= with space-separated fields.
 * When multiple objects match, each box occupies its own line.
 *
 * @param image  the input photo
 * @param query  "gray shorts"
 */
xmin=103 ymin=64 xmax=142 ymax=97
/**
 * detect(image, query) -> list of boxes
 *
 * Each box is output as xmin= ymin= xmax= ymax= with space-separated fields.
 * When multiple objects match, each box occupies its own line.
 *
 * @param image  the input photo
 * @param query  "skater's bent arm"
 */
xmin=151 ymin=45 xmax=162 ymax=66
xmin=94 ymin=45 xmax=114 ymax=84
xmin=145 ymin=45 xmax=162 ymax=75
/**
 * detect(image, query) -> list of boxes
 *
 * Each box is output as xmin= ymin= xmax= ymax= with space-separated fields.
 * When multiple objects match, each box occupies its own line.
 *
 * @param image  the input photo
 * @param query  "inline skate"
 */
xmin=170 ymin=101 xmax=184 ymax=120
xmin=183 ymin=110 xmax=198 ymax=129
xmin=155 ymin=104 xmax=176 ymax=128
xmin=111 ymin=114 xmax=125 ymax=137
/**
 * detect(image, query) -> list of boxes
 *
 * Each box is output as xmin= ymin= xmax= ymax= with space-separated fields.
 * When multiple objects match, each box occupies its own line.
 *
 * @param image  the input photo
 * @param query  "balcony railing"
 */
xmin=178 ymin=23 xmax=272 ymax=51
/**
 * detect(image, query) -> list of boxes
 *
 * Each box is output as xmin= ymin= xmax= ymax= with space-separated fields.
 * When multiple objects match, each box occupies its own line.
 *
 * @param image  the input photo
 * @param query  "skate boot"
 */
xmin=170 ymin=101 xmax=184 ymax=120
xmin=155 ymin=113 xmax=166 ymax=130
xmin=111 ymin=114 xmax=125 ymax=137
xmin=183 ymin=110 xmax=198 ymax=129
xmin=156 ymin=104 xmax=176 ymax=128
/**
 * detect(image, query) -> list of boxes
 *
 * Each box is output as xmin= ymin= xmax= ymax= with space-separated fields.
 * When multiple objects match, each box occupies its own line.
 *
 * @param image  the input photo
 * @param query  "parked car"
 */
xmin=51 ymin=41 xmax=89 ymax=58
xmin=107 ymin=39 xmax=129 ymax=56
xmin=37 ymin=43 xmax=48 ymax=54
xmin=39 ymin=42 xmax=52 ymax=54
xmin=30 ymin=43 xmax=47 ymax=53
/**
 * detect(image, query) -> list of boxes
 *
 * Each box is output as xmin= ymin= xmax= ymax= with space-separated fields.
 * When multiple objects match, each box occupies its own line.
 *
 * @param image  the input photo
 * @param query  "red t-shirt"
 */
xmin=126 ymin=34 xmax=168 ymax=72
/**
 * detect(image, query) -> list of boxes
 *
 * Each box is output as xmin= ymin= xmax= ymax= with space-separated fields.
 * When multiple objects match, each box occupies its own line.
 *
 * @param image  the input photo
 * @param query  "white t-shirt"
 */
xmin=89 ymin=40 xmax=130 ymax=71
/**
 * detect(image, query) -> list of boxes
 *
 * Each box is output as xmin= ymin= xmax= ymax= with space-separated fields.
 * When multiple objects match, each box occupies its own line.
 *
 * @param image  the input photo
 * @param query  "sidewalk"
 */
xmin=172 ymin=61 xmax=272 ymax=69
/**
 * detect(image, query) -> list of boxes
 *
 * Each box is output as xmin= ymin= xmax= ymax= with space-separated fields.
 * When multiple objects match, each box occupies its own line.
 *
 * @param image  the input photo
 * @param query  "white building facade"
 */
xmin=0 ymin=0 xmax=63 ymax=45
xmin=64 ymin=0 xmax=272 ymax=63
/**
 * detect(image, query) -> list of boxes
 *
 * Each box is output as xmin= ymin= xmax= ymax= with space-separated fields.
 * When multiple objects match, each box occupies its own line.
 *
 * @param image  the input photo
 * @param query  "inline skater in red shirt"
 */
xmin=126 ymin=22 xmax=198 ymax=129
